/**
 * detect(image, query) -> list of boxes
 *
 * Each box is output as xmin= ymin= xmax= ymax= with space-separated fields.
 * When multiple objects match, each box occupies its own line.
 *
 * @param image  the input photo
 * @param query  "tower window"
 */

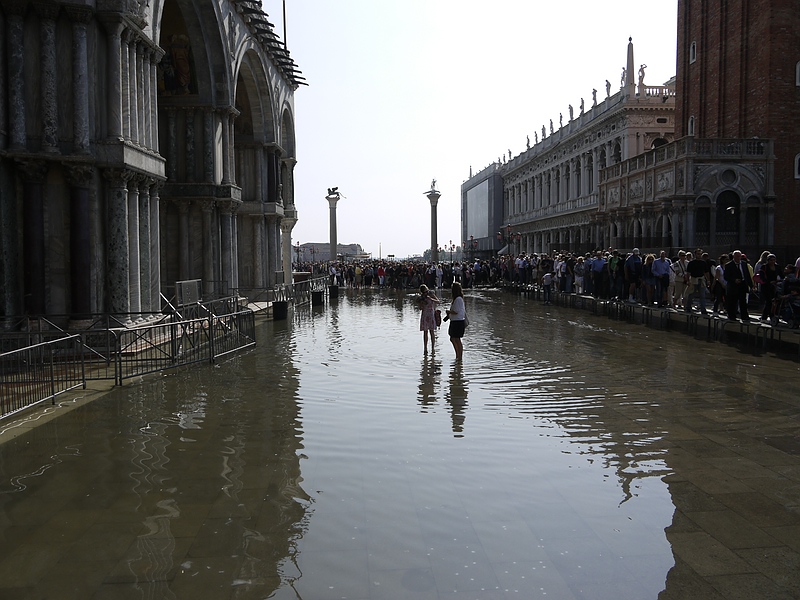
xmin=688 ymin=116 xmax=695 ymax=136
xmin=690 ymin=41 xmax=697 ymax=64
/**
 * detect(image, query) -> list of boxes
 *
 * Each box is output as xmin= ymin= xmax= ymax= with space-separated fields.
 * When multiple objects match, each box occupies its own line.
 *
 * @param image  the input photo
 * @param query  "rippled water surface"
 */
xmin=1 ymin=287 xmax=799 ymax=600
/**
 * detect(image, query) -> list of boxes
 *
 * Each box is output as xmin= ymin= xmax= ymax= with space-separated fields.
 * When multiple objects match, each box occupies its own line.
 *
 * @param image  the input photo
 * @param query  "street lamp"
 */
xmin=445 ymin=239 xmax=456 ymax=264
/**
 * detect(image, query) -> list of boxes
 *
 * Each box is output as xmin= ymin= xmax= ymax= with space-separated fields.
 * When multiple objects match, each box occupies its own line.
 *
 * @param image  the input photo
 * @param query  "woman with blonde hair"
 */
xmin=417 ymin=284 xmax=440 ymax=353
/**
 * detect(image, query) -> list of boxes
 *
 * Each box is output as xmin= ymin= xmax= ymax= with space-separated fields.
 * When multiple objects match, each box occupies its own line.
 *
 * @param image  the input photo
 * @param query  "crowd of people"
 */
xmin=293 ymin=247 xmax=800 ymax=328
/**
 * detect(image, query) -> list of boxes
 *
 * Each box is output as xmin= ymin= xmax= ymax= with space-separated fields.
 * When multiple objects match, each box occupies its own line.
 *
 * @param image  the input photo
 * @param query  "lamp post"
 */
xmin=497 ymin=224 xmax=521 ymax=255
xmin=446 ymin=240 xmax=456 ymax=264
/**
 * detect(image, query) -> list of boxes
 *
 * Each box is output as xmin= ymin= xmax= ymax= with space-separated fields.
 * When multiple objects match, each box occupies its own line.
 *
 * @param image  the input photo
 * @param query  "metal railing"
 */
xmin=114 ymin=310 xmax=256 ymax=384
xmin=0 ymin=335 xmax=86 ymax=418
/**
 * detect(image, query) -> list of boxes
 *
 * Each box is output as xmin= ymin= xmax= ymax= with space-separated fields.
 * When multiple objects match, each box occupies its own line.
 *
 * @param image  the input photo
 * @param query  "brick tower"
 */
xmin=675 ymin=0 xmax=800 ymax=256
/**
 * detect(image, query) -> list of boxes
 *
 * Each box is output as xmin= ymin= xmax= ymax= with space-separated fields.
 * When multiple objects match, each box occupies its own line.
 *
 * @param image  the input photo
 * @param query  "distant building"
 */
xmin=296 ymin=243 xmax=367 ymax=263
xmin=460 ymin=164 xmax=504 ymax=257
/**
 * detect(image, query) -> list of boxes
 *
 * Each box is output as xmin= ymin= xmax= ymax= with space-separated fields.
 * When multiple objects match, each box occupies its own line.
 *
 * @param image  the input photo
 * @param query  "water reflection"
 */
xmin=445 ymin=362 xmax=468 ymax=437
xmin=0 ymin=290 xmax=798 ymax=599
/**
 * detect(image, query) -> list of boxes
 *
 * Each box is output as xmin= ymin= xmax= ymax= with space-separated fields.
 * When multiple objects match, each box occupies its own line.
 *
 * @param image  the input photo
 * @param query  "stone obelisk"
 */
xmin=425 ymin=180 xmax=440 ymax=263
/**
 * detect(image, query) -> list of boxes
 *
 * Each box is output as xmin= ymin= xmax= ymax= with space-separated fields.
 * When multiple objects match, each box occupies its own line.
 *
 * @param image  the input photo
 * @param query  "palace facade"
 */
xmin=0 ymin=0 xmax=302 ymax=322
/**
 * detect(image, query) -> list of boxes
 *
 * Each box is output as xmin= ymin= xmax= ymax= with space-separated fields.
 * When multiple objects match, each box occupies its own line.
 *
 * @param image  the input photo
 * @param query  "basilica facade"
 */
xmin=0 ymin=0 xmax=302 ymax=322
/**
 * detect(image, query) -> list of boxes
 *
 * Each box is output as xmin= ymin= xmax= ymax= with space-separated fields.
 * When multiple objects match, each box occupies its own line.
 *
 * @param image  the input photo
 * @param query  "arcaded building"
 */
xmin=0 ymin=0 xmax=302 ymax=322
xmin=499 ymin=39 xmax=676 ymax=256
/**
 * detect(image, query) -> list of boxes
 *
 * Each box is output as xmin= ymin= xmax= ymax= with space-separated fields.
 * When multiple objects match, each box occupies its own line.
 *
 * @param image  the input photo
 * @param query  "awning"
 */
xmin=497 ymin=245 xmax=510 ymax=255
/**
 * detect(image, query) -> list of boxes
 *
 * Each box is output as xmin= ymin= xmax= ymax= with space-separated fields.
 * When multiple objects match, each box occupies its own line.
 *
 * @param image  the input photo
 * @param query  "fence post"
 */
xmin=209 ymin=315 xmax=216 ymax=364
xmin=49 ymin=345 xmax=56 ymax=404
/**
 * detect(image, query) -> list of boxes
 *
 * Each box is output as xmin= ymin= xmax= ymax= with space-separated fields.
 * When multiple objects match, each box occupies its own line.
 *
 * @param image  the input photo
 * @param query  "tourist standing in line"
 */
xmin=445 ymin=282 xmax=466 ymax=361
xmin=712 ymin=254 xmax=729 ymax=314
xmin=542 ymin=271 xmax=553 ymax=305
xmin=671 ymin=251 xmax=690 ymax=308
xmin=685 ymin=251 xmax=711 ymax=314
xmin=417 ymin=285 xmax=440 ymax=354
xmin=653 ymin=250 xmax=672 ymax=306
xmin=624 ymin=248 xmax=643 ymax=302
xmin=757 ymin=254 xmax=781 ymax=321
xmin=724 ymin=250 xmax=753 ymax=321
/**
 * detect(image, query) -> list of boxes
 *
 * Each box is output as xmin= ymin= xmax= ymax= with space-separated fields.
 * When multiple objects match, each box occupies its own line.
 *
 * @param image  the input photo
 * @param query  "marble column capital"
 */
xmin=33 ymin=1 xmax=60 ymax=20
xmin=62 ymin=162 xmax=95 ymax=188
xmin=98 ymin=15 xmax=125 ymax=38
xmin=15 ymin=158 xmax=48 ymax=183
xmin=64 ymin=4 xmax=93 ymax=23
xmin=175 ymin=199 xmax=192 ymax=213
xmin=102 ymin=167 xmax=133 ymax=186
xmin=218 ymin=200 xmax=241 ymax=215
xmin=199 ymin=199 xmax=215 ymax=213
xmin=6 ymin=0 xmax=29 ymax=16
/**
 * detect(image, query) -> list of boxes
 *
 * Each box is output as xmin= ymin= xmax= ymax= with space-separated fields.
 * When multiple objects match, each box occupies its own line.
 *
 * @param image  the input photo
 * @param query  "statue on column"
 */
xmin=620 ymin=67 xmax=626 ymax=87
xmin=579 ymin=98 xmax=584 ymax=114
xmin=534 ymin=131 xmax=538 ymax=144
xmin=592 ymin=89 xmax=597 ymax=106
xmin=542 ymin=125 xmax=546 ymax=139
xmin=606 ymin=79 xmax=611 ymax=97
xmin=638 ymin=64 xmax=647 ymax=87
xmin=549 ymin=120 xmax=553 ymax=134
xmin=568 ymin=105 xmax=573 ymax=121
xmin=526 ymin=135 xmax=530 ymax=150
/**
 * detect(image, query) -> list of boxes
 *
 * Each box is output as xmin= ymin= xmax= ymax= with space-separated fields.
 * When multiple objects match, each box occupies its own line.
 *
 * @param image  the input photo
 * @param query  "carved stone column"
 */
xmin=220 ymin=109 xmax=232 ymax=184
xmin=279 ymin=217 xmax=295 ymax=284
xmin=136 ymin=42 xmax=145 ymax=147
xmin=101 ymin=18 xmax=124 ymax=141
xmin=67 ymin=5 xmax=92 ymax=154
xmin=177 ymin=200 xmax=191 ymax=280
xmin=103 ymin=169 xmax=132 ymax=315
xmin=185 ymin=108 xmax=195 ymax=182
xmin=220 ymin=201 xmax=235 ymax=293
xmin=200 ymin=200 xmax=215 ymax=293
xmin=7 ymin=3 xmax=27 ymax=150
xmin=141 ymin=47 xmax=152 ymax=150
xmin=150 ymin=49 xmax=163 ymax=151
xmin=166 ymin=107 xmax=177 ymax=180
xmin=17 ymin=159 xmax=48 ymax=314
xmin=253 ymin=217 xmax=264 ymax=288
xmin=149 ymin=182 xmax=163 ymax=312
xmin=36 ymin=2 xmax=60 ymax=152
xmin=121 ymin=28 xmax=132 ymax=141
xmin=128 ymin=34 xmax=139 ymax=144
xmin=0 ymin=9 xmax=7 ymax=148
xmin=203 ymin=108 xmax=215 ymax=183
xmin=64 ymin=162 xmax=94 ymax=316
xmin=138 ymin=178 xmax=152 ymax=313
xmin=127 ymin=175 xmax=142 ymax=315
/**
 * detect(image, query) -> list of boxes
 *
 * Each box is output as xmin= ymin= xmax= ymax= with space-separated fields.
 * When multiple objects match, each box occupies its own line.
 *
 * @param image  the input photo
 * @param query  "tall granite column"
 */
xmin=326 ymin=191 xmax=339 ymax=262
xmin=64 ymin=163 xmax=94 ymax=316
xmin=228 ymin=109 xmax=239 ymax=185
xmin=17 ymin=160 xmax=48 ymax=314
xmin=200 ymin=200 xmax=215 ymax=293
xmin=7 ymin=4 xmax=26 ymax=150
xmin=67 ymin=6 xmax=92 ymax=154
xmin=220 ymin=202 xmax=234 ymax=293
xmin=177 ymin=200 xmax=190 ymax=280
xmin=127 ymin=175 xmax=142 ymax=315
xmin=149 ymin=182 xmax=163 ymax=312
xmin=138 ymin=178 xmax=151 ymax=313
xmin=36 ymin=2 xmax=59 ymax=153
xmin=1 ymin=165 xmax=22 ymax=318
xmin=0 ymin=9 xmax=7 ymax=148
xmin=253 ymin=218 xmax=264 ymax=288
xmin=121 ymin=28 xmax=132 ymax=141
xmin=203 ymin=108 xmax=215 ymax=182
xmin=101 ymin=18 xmax=124 ymax=141
xmin=220 ymin=109 xmax=232 ymax=184
xmin=136 ymin=43 xmax=145 ymax=146
xmin=103 ymin=169 xmax=132 ymax=316
xmin=185 ymin=108 xmax=195 ymax=182
xmin=280 ymin=217 xmax=295 ymax=285
xmin=128 ymin=34 xmax=139 ymax=144
xmin=426 ymin=184 xmax=441 ymax=263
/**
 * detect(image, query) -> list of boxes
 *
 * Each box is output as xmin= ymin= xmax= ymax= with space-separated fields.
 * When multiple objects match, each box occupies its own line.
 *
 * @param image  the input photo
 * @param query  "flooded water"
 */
xmin=1 ymin=288 xmax=799 ymax=600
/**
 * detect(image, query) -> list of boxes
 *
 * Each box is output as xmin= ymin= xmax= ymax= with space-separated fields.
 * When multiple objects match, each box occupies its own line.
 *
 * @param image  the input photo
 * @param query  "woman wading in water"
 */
xmin=445 ymin=282 xmax=466 ymax=360
xmin=417 ymin=284 xmax=440 ymax=353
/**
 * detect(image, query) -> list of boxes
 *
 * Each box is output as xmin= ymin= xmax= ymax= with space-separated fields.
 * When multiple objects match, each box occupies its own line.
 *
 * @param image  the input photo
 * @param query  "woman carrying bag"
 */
xmin=444 ymin=282 xmax=466 ymax=360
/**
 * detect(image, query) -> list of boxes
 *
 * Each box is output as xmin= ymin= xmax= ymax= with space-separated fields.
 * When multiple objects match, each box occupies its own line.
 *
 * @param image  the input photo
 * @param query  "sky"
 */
xmin=264 ymin=0 xmax=679 ymax=259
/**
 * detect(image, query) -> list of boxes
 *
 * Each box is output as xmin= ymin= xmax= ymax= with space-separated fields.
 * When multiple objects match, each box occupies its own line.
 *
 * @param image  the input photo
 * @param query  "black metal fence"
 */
xmin=0 ymin=335 xmax=86 ymax=418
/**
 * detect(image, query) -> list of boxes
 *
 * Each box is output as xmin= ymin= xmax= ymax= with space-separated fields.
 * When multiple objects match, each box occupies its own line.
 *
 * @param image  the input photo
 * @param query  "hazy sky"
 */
xmin=265 ymin=1 xmax=679 ymax=259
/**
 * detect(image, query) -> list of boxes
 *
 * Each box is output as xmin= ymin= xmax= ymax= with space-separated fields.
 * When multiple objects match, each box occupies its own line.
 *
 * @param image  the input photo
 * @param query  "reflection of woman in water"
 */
xmin=446 ymin=362 xmax=468 ymax=437
xmin=446 ymin=282 xmax=465 ymax=360
xmin=418 ymin=284 xmax=440 ymax=354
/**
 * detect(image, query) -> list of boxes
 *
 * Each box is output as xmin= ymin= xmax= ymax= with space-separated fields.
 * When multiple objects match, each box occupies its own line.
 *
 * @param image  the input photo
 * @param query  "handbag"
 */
xmin=435 ymin=309 xmax=442 ymax=327
xmin=464 ymin=314 xmax=469 ymax=328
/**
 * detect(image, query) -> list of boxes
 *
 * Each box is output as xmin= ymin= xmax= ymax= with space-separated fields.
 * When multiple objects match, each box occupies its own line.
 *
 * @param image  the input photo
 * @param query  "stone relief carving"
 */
xmin=629 ymin=178 xmax=643 ymax=200
xmin=646 ymin=176 xmax=653 ymax=197
xmin=656 ymin=171 xmax=673 ymax=193
xmin=608 ymin=187 xmax=620 ymax=207
xmin=677 ymin=168 xmax=684 ymax=189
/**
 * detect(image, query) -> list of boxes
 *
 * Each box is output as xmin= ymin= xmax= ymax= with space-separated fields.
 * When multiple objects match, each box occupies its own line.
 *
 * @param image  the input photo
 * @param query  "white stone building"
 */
xmin=500 ymin=39 xmax=676 ymax=256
